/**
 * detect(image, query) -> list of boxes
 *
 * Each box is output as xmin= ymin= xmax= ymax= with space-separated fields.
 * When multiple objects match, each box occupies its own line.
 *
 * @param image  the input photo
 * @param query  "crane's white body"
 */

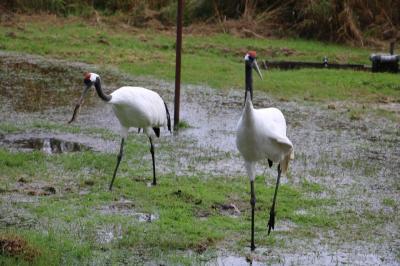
xmin=236 ymin=98 xmax=293 ymax=181
xmin=71 ymin=72 xmax=170 ymax=190
xmin=109 ymin=86 xmax=169 ymax=138
xmin=236 ymin=52 xmax=294 ymax=249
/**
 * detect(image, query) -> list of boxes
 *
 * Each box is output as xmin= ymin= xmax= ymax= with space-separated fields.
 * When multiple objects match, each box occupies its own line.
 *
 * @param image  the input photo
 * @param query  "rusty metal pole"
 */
xmin=389 ymin=41 xmax=395 ymax=55
xmin=174 ymin=0 xmax=184 ymax=130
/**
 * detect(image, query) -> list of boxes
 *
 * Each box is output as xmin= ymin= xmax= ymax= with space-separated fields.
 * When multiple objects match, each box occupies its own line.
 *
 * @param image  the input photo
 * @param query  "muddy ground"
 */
xmin=0 ymin=51 xmax=399 ymax=265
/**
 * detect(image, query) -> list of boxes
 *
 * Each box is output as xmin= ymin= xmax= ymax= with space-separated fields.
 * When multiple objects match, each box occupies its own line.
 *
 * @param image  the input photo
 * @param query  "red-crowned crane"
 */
xmin=236 ymin=51 xmax=293 ymax=251
xmin=69 ymin=72 xmax=171 ymax=190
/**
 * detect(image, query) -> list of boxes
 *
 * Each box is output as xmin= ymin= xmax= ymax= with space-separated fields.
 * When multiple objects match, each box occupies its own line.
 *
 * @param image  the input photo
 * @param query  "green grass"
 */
xmin=0 ymin=123 xmax=21 ymax=134
xmin=382 ymin=198 xmax=396 ymax=207
xmin=0 ymin=149 xmax=47 ymax=181
xmin=2 ymin=125 xmax=391 ymax=264
xmin=372 ymin=108 xmax=400 ymax=123
xmin=0 ymin=16 xmax=399 ymax=103
xmin=0 ymin=139 xmax=348 ymax=264
xmin=176 ymin=120 xmax=191 ymax=129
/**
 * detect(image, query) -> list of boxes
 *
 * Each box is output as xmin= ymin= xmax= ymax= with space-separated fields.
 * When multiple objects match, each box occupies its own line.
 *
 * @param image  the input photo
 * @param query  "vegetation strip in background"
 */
xmin=0 ymin=16 xmax=399 ymax=103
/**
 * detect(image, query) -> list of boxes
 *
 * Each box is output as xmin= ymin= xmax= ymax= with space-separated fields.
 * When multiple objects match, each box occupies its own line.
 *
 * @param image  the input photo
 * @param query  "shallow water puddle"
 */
xmin=97 ymin=199 xmax=159 ymax=222
xmin=0 ymin=203 xmax=37 ymax=227
xmin=9 ymin=137 xmax=90 ymax=154
xmin=206 ymin=255 xmax=264 ymax=266
xmin=280 ymin=250 xmax=386 ymax=265
xmin=96 ymin=224 xmax=123 ymax=244
xmin=1 ymin=132 xmax=117 ymax=153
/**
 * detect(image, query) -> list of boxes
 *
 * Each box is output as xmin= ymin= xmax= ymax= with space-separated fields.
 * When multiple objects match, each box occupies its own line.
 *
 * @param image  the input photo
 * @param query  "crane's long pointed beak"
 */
xmin=68 ymin=85 xmax=90 ymax=124
xmin=253 ymin=59 xmax=263 ymax=80
xmin=68 ymin=103 xmax=81 ymax=124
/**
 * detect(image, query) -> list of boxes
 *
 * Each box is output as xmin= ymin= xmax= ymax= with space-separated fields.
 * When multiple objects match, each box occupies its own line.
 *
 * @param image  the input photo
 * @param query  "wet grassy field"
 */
xmin=0 ymin=15 xmax=399 ymax=265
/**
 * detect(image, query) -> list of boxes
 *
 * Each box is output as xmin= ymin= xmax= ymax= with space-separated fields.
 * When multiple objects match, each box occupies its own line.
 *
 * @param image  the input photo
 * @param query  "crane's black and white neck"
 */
xmin=244 ymin=51 xmax=263 ymax=103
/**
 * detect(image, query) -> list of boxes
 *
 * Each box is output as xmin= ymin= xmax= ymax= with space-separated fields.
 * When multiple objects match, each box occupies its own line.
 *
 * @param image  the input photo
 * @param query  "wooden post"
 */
xmin=389 ymin=41 xmax=395 ymax=55
xmin=174 ymin=0 xmax=184 ymax=130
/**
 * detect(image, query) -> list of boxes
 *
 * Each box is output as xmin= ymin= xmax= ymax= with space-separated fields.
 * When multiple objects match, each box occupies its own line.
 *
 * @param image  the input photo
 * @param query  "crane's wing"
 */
xmin=272 ymin=136 xmax=293 ymax=174
xmin=273 ymin=136 xmax=292 ymax=153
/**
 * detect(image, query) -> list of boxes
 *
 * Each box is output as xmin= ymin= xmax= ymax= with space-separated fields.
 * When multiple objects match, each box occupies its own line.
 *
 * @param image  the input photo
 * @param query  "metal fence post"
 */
xmin=174 ymin=0 xmax=184 ymax=130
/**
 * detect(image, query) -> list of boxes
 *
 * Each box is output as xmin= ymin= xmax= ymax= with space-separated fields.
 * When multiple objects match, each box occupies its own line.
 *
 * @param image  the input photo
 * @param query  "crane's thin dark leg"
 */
xmin=109 ymin=138 xmax=125 ymax=191
xmin=268 ymin=164 xmax=282 ymax=235
xmin=250 ymin=180 xmax=256 ymax=251
xmin=149 ymin=136 xmax=156 ymax=186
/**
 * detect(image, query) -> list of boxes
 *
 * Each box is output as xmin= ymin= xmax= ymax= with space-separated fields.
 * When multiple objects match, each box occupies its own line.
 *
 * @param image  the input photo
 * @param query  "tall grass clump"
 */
xmin=2 ymin=0 xmax=399 ymax=45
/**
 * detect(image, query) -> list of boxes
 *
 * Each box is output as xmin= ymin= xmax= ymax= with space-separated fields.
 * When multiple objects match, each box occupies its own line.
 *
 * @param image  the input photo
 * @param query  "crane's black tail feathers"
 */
xmin=153 ymin=127 xmax=160 ymax=138
xmin=164 ymin=101 xmax=171 ymax=132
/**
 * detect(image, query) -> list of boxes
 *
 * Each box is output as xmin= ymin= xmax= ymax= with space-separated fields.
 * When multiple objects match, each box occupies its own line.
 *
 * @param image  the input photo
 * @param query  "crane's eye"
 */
xmin=245 ymin=54 xmax=252 ymax=61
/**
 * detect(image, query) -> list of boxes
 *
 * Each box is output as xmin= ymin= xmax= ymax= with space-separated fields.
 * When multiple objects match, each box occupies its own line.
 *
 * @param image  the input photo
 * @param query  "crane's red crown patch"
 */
xmin=248 ymin=51 xmax=257 ymax=58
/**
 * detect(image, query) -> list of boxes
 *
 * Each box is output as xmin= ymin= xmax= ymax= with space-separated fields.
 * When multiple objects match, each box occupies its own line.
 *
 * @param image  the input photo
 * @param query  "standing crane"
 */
xmin=236 ymin=52 xmax=293 ymax=251
xmin=69 ymin=72 xmax=171 ymax=190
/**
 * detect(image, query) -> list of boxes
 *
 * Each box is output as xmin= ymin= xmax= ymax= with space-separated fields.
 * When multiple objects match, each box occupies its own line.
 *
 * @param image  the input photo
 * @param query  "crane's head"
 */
xmin=245 ymin=51 xmax=263 ymax=80
xmin=83 ymin=72 xmax=100 ymax=89
xmin=67 ymin=72 xmax=100 ymax=124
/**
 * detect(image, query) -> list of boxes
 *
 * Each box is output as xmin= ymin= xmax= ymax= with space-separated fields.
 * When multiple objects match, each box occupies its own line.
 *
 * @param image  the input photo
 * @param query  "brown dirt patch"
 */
xmin=212 ymin=202 xmax=241 ymax=217
xmin=191 ymin=237 xmax=215 ymax=254
xmin=0 ymin=234 xmax=41 ymax=262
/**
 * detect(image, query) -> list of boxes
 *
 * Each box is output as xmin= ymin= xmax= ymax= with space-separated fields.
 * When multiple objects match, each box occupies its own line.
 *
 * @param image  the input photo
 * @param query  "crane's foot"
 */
xmin=250 ymin=243 xmax=256 ymax=251
xmin=146 ymin=179 xmax=157 ymax=187
xmin=267 ymin=208 xmax=276 ymax=235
